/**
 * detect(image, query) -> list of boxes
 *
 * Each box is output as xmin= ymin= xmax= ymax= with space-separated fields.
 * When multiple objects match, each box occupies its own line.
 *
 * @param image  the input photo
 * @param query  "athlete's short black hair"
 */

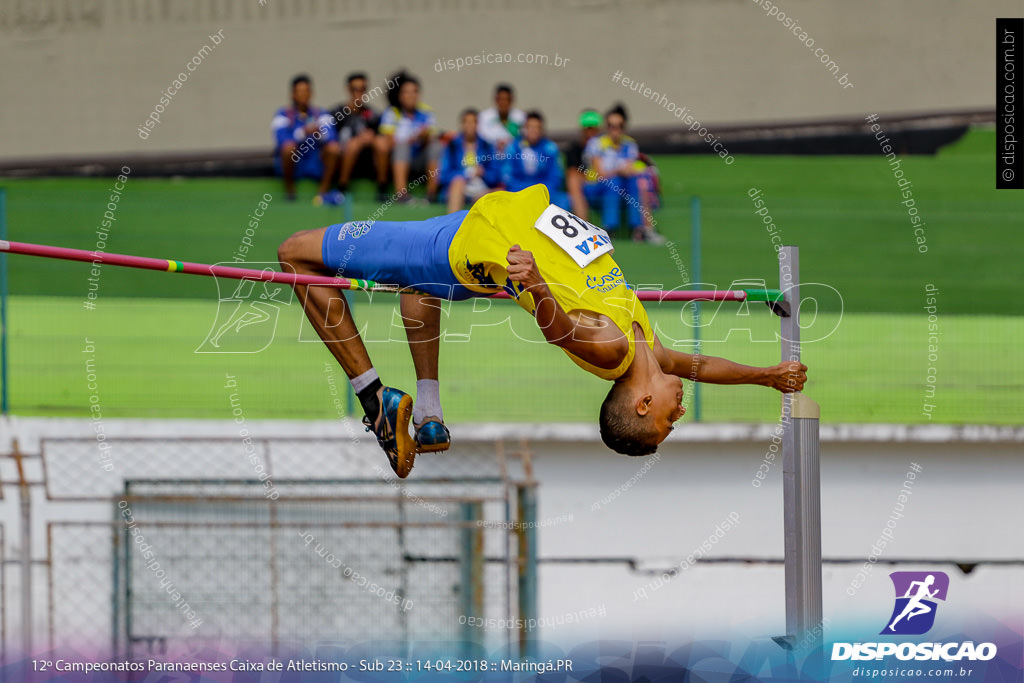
xmin=461 ymin=107 xmax=479 ymax=119
xmin=346 ymin=72 xmax=367 ymax=85
xmin=495 ymin=83 xmax=514 ymax=97
xmin=525 ymin=110 xmax=544 ymax=123
xmin=291 ymin=74 xmax=312 ymax=89
xmin=599 ymin=381 xmax=660 ymax=456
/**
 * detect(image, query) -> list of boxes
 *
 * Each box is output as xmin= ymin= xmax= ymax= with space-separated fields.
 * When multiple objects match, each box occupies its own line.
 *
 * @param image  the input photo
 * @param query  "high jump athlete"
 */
xmin=278 ymin=184 xmax=806 ymax=477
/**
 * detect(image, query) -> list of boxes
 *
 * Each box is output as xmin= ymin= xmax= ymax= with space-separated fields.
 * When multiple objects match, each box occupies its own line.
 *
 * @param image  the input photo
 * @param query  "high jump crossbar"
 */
xmin=0 ymin=240 xmax=784 ymax=306
xmin=0 ymin=238 xmax=822 ymax=643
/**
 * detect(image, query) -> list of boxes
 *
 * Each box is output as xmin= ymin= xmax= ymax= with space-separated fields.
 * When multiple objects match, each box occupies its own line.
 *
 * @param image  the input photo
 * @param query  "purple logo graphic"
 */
xmin=881 ymin=571 xmax=949 ymax=635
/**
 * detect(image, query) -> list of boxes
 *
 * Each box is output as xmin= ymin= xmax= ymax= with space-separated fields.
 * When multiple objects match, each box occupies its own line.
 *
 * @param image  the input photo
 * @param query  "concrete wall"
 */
xmin=0 ymin=0 xmax=1012 ymax=161
xmin=531 ymin=434 xmax=1024 ymax=641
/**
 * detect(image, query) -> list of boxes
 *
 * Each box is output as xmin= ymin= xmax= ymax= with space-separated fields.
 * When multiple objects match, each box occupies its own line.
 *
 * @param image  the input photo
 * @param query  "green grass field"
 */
xmin=2 ymin=128 xmax=1021 ymax=423
xmin=10 ymin=296 xmax=1019 ymax=424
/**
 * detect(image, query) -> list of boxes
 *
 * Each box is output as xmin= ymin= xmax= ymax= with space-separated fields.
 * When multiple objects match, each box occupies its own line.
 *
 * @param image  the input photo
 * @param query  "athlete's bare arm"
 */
xmin=652 ymin=335 xmax=807 ymax=392
xmin=506 ymin=246 xmax=626 ymax=369
xmin=505 ymin=247 xmax=809 ymax=386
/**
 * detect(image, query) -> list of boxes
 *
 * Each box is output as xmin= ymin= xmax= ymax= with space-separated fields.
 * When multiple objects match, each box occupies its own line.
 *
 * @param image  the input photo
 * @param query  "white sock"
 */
xmin=413 ymin=379 xmax=442 ymax=424
xmin=350 ymin=368 xmax=379 ymax=394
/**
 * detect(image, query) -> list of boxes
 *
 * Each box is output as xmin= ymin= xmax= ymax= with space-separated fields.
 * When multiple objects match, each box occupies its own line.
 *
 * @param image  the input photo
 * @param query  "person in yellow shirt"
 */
xmin=278 ymin=185 xmax=806 ymax=478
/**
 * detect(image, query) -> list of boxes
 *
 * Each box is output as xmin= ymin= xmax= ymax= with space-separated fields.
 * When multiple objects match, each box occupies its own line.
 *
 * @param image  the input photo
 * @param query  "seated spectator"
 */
xmin=634 ymin=152 xmax=663 ymax=230
xmin=330 ymin=72 xmax=380 ymax=195
xmin=477 ymin=83 xmax=526 ymax=152
xmin=374 ymin=72 xmax=440 ymax=203
xmin=564 ymin=108 xmax=603 ymax=220
xmin=503 ymin=110 xmax=567 ymax=208
xmin=440 ymin=108 xmax=501 ymax=213
xmin=585 ymin=105 xmax=664 ymax=243
xmin=272 ymin=74 xmax=342 ymax=205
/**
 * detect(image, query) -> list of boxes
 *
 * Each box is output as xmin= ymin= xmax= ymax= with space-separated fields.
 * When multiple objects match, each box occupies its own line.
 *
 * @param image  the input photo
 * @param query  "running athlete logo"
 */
xmin=336 ymin=221 xmax=373 ymax=240
xmin=196 ymin=264 xmax=292 ymax=353
xmin=880 ymin=571 xmax=949 ymax=635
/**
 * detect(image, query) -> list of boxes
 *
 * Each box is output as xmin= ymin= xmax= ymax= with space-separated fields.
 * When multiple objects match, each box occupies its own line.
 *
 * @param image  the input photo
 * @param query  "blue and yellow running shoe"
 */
xmin=313 ymin=190 xmax=345 ymax=207
xmin=414 ymin=417 xmax=451 ymax=453
xmin=362 ymin=387 xmax=415 ymax=477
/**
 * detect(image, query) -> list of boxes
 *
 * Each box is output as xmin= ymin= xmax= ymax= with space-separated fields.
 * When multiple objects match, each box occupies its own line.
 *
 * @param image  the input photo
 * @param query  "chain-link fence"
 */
xmin=2 ymin=436 xmax=536 ymax=660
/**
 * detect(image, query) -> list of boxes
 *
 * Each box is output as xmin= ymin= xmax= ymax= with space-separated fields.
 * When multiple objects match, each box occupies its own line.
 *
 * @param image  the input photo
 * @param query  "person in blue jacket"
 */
xmin=502 ymin=111 xmax=568 ymax=209
xmin=271 ymin=74 xmax=342 ymax=205
xmin=439 ymin=108 xmax=502 ymax=213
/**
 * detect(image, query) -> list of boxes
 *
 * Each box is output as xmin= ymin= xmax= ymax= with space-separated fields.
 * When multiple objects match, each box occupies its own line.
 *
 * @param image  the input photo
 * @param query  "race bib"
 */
xmin=533 ymin=204 xmax=613 ymax=268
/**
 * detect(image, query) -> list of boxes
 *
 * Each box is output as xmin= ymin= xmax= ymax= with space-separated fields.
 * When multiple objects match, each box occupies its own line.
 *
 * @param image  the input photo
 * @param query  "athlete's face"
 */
xmin=348 ymin=78 xmax=367 ymax=103
xmin=399 ymin=82 xmax=419 ymax=111
xmin=606 ymin=114 xmax=625 ymax=143
xmin=461 ymin=112 xmax=478 ymax=139
xmin=640 ymin=372 xmax=686 ymax=444
xmin=495 ymin=90 xmax=512 ymax=116
xmin=292 ymin=81 xmax=312 ymax=109
xmin=524 ymin=117 xmax=543 ymax=145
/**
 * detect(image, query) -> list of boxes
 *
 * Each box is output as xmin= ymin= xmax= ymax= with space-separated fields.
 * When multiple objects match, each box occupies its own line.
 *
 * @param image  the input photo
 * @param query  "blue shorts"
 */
xmin=321 ymin=211 xmax=476 ymax=300
xmin=274 ymin=147 xmax=324 ymax=180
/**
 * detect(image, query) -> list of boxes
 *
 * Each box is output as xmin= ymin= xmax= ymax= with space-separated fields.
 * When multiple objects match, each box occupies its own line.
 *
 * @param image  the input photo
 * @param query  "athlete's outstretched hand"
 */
xmin=766 ymin=361 xmax=808 ymax=393
xmin=507 ymin=245 xmax=545 ymax=290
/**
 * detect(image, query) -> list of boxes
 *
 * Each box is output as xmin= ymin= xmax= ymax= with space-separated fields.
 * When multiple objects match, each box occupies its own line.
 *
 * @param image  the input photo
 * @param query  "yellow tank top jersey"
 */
xmin=448 ymin=185 xmax=654 ymax=380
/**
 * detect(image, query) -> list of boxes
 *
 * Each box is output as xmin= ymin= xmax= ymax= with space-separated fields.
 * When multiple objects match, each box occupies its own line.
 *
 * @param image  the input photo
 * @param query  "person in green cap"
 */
xmin=565 ymin=108 xmax=603 ymax=220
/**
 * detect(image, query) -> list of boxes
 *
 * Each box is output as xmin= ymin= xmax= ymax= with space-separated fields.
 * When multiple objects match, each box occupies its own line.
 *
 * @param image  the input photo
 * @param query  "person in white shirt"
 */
xmin=477 ymin=83 xmax=526 ymax=151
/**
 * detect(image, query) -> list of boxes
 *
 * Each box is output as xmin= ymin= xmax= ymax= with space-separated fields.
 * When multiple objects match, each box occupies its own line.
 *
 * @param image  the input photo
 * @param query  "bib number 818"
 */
xmin=551 ymin=213 xmax=592 ymax=239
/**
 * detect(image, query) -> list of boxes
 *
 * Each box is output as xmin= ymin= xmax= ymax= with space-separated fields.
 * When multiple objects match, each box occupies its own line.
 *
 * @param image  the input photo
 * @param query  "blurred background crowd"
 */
xmin=274 ymin=71 xmax=665 ymax=243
